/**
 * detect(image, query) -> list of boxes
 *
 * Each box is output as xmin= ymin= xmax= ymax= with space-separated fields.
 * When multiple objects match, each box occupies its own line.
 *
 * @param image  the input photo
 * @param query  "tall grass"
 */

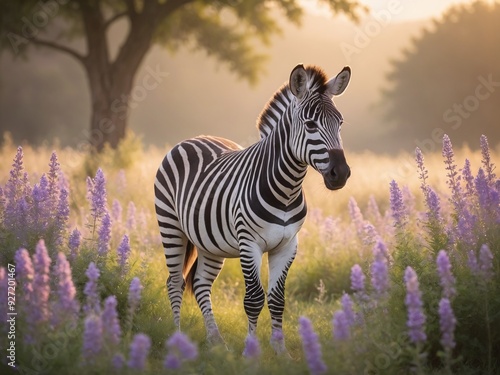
xmin=0 ymin=132 xmax=498 ymax=374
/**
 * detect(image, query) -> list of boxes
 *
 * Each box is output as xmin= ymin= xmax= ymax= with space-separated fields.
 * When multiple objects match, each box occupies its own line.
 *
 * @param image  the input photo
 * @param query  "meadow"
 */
xmin=0 ymin=132 xmax=498 ymax=375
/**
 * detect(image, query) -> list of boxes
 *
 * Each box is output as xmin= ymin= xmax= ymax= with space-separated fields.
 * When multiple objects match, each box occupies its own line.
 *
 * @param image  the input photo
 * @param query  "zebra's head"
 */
xmin=288 ymin=64 xmax=351 ymax=190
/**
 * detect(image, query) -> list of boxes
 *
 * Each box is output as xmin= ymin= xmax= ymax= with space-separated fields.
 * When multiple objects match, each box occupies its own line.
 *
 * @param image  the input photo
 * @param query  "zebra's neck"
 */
xmin=256 ymin=84 xmax=294 ymax=139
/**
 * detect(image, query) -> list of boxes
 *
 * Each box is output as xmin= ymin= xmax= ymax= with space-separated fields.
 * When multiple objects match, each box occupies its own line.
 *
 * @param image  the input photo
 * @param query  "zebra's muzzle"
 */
xmin=322 ymin=149 xmax=351 ymax=190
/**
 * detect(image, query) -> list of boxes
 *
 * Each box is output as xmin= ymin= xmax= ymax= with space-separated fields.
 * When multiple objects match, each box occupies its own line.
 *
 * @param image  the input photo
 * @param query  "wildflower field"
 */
xmin=0 ymin=133 xmax=498 ymax=375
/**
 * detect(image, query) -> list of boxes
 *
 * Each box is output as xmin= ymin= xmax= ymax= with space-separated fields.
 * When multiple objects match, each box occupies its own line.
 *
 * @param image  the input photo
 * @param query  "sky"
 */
xmin=302 ymin=0 xmax=478 ymax=21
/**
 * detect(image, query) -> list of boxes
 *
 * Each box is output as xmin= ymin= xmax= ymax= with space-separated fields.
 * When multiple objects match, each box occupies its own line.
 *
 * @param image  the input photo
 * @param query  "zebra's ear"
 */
xmin=326 ymin=66 xmax=351 ymax=97
xmin=289 ymin=64 xmax=308 ymax=99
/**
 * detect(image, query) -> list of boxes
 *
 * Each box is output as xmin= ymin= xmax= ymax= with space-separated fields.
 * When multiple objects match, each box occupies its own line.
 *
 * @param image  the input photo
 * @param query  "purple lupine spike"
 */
xmin=442 ymin=135 xmax=464 ymax=213
xmin=415 ymin=147 xmax=428 ymax=194
xmin=54 ymin=186 xmax=70 ymax=246
xmin=47 ymin=151 xmax=61 ymax=209
xmin=390 ymin=180 xmax=406 ymax=229
xmin=404 ymin=267 xmax=427 ymax=344
xmin=102 ymin=296 xmax=121 ymax=346
xmin=350 ymin=264 xmax=365 ymax=293
xmin=128 ymin=333 xmax=151 ymax=370
xmin=480 ymin=135 xmax=496 ymax=184
xmin=462 ymin=159 xmax=475 ymax=198
xmin=112 ymin=353 xmax=125 ymax=370
xmin=4 ymin=147 xmax=28 ymax=232
xmin=31 ymin=175 xmax=49 ymax=233
xmin=54 ymin=252 xmax=79 ymax=324
xmin=320 ymin=216 xmax=340 ymax=244
xmin=348 ymin=197 xmax=365 ymax=238
xmin=14 ymin=248 xmax=34 ymax=310
xmin=82 ymin=314 xmax=103 ymax=364
xmin=479 ymin=244 xmax=494 ymax=281
xmin=362 ymin=223 xmax=379 ymax=247
xmin=165 ymin=332 xmax=199 ymax=364
xmin=456 ymin=207 xmax=477 ymax=249
xmin=14 ymin=197 xmax=30 ymax=245
xmin=475 ymin=168 xmax=490 ymax=210
xmin=332 ymin=310 xmax=350 ymax=341
xmin=97 ymin=211 xmax=112 ymax=256
xmin=111 ymin=199 xmax=123 ymax=223
xmin=126 ymin=201 xmax=137 ymax=231
xmin=298 ymin=316 xmax=327 ymax=375
xmin=436 ymin=250 xmax=456 ymax=299
xmin=32 ymin=239 xmax=51 ymax=324
xmin=84 ymin=262 xmax=101 ymax=314
xmin=68 ymin=228 xmax=81 ymax=261
xmin=243 ymin=334 xmax=261 ymax=359
xmin=117 ymin=234 xmax=131 ymax=271
xmin=438 ymin=298 xmax=456 ymax=351
xmin=164 ymin=353 xmax=182 ymax=369
xmin=425 ymin=187 xmax=443 ymax=225
xmin=128 ymin=277 xmax=143 ymax=317
xmin=371 ymin=239 xmax=389 ymax=295
xmin=341 ymin=293 xmax=355 ymax=325
xmin=88 ymin=168 xmax=108 ymax=222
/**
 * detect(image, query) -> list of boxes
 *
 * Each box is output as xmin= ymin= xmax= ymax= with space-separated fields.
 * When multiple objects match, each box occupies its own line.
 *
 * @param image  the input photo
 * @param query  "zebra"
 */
xmin=154 ymin=64 xmax=351 ymax=354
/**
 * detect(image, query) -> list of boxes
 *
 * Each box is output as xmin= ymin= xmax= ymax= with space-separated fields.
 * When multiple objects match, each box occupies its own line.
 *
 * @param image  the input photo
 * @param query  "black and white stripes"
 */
xmin=154 ymin=64 xmax=352 ymax=354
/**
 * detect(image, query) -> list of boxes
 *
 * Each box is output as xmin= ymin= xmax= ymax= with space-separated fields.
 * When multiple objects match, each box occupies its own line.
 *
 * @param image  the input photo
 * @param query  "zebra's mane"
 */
xmin=256 ymin=65 xmax=329 ymax=139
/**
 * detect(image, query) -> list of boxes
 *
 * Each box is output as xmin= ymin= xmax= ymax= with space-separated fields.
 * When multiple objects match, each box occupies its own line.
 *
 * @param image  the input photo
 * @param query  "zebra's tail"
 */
xmin=183 ymin=241 xmax=198 ymax=294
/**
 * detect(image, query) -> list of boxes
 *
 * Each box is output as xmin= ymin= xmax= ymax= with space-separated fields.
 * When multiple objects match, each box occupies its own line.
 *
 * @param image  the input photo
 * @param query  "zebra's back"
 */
xmin=155 ymin=136 xmax=244 ymax=257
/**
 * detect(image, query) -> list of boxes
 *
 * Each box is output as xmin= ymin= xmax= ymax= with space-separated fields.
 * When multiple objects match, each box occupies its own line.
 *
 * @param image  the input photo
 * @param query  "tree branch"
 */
xmin=104 ymin=11 xmax=128 ymax=29
xmin=31 ymin=37 xmax=85 ymax=63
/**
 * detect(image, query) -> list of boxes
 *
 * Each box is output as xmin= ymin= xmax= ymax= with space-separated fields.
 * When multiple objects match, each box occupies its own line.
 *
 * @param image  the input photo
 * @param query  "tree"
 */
xmin=382 ymin=0 xmax=500 ymax=152
xmin=0 ymin=0 xmax=363 ymax=151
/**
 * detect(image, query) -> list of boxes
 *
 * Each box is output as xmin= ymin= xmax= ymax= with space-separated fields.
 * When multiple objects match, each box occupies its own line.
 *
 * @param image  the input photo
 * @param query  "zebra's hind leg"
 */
xmin=192 ymin=252 xmax=226 ymax=345
xmin=267 ymin=238 xmax=297 ymax=355
xmin=240 ymin=248 xmax=265 ymax=338
xmin=163 ymin=231 xmax=194 ymax=331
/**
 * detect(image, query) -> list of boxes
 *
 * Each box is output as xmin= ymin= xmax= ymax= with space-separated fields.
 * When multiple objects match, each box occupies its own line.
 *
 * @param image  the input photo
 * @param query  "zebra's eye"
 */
xmin=305 ymin=121 xmax=317 ymax=131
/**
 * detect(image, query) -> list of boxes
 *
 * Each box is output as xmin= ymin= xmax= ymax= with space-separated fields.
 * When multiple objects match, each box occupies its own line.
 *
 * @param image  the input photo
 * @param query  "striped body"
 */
xmin=155 ymin=64 xmax=352 ymax=354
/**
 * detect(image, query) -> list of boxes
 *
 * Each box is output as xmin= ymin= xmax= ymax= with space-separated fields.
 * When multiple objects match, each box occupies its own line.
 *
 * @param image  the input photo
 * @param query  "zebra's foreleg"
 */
xmin=192 ymin=253 xmax=226 ymax=345
xmin=240 ymin=248 xmax=265 ymax=337
xmin=267 ymin=238 xmax=297 ymax=355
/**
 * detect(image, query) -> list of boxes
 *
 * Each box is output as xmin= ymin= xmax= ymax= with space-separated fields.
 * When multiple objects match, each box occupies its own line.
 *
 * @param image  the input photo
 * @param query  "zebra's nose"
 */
xmin=323 ymin=149 xmax=350 ymax=190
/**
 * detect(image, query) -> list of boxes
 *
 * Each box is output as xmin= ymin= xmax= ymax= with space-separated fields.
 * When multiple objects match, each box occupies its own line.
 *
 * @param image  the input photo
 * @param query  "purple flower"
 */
xmin=367 ymin=195 xmax=382 ymax=224
xmin=87 ymin=168 xmax=108 ymax=223
xmin=164 ymin=354 xmax=182 ymax=369
xmin=32 ymin=239 xmax=51 ymax=324
xmin=47 ymin=151 xmax=61 ymax=211
xmin=350 ymin=264 xmax=365 ymax=293
xmin=298 ymin=316 xmax=327 ymax=375
xmin=333 ymin=310 xmax=350 ymax=341
xmin=438 ymin=298 xmax=456 ymax=351
xmin=479 ymin=244 xmax=494 ymax=281
xmin=442 ymin=135 xmax=464 ymax=213
xmin=475 ymin=169 xmax=494 ymax=222
xmin=111 ymin=199 xmax=123 ymax=223
xmin=415 ymin=147 xmax=428 ymax=194
xmin=97 ymin=211 xmax=112 ymax=256
xmin=112 ymin=353 xmax=125 ymax=370
xmin=341 ymin=293 xmax=355 ymax=325
xmin=84 ymin=262 xmax=101 ymax=314
xmin=102 ymin=296 xmax=121 ymax=347
xmin=54 ymin=186 xmax=70 ymax=246
xmin=128 ymin=333 xmax=151 ymax=370
xmin=461 ymin=159 xmax=475 ymax=198
xmin=126 ymin=201 xmax=137 ymax=231
xmin=371 ymin=239 xmax=389 ymax=295
xmin=390 ymin=180 xmax=406 ymax=229
xmin=14 ymin=248 xmax=34 ymax=305
xmin=404 ymin=267 xmax=426 ymax=344
xmin=82 ymin=314 xmax=103 ymax=364
xmin=165 ymin=332 xmax=199 ymax=365
xmin=436 ymin=250 xmax=456 ymax=299
xmin=480 ymin=135 xmax=496 ymax=184
xmin=243 ymin=334 xmax=261 ymax=359
xmin=348 ymin=197 xmax=365 ymax=239
xmin=54 ymin=252 xmax=79 ymax=323
xmin=68 ymin=228 xmax=81 ymax=261
xmin=425 ymin=187 xmax=443 ymax=225
xmin=117 ymin=234 xmax=131 ymax=270
xmin=31 ymin=176 xmax=49 ymax=233
xmin=128 ymin=277 xmax=143 ymax=316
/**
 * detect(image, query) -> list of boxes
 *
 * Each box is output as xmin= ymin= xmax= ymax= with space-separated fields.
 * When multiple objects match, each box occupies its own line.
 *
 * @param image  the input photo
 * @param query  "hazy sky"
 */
xmin=303 ymin=0 xmax=478 ymax=21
